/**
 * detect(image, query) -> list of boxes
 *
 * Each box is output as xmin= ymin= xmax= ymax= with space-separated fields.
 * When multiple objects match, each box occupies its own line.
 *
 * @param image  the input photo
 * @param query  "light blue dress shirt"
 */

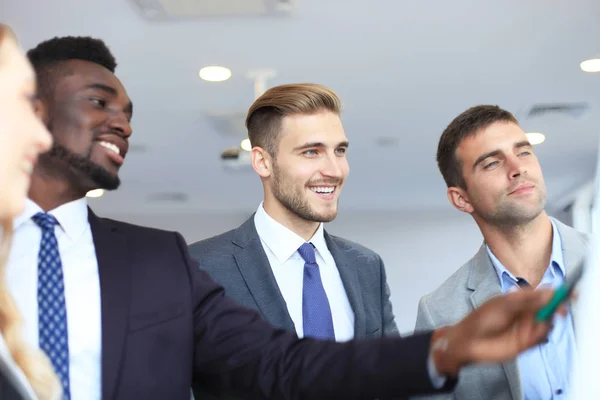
xmin=486 ymin=221 xmax=576 ymax=399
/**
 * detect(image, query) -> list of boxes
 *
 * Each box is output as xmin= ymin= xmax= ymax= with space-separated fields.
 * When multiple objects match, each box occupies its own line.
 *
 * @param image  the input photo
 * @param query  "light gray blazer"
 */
xmin=412 ymin=218 xmax=589 ymax=400
xmin=188 ymin=215 xmax=399 ymax=399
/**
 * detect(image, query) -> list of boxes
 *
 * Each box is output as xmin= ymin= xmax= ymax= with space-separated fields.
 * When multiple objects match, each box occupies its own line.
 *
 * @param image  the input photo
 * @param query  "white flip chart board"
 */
xmin=568 ymin=155 xmax=600 ymax=399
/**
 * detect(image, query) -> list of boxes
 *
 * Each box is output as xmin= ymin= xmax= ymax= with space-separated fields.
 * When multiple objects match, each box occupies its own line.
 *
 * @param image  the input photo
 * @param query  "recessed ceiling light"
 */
xmin=580 ymin=59 xmax=600 ymax=73
xmin=526 ymin=132 xmax=545 ymax=145
xmin=86 ymin=189 xmax=104 ymax=198
xmin=240 ymin=138 xmax=252 ymax=152
xmin=199 ymin=66 xmax=232 ymax=82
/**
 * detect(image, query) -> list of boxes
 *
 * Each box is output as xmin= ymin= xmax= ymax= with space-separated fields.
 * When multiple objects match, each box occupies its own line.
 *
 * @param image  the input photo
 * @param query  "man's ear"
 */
xmin=447 ymin=186 xmax=474 ymax=214
xmin=251 ymin=147 xmax=273 ymax=179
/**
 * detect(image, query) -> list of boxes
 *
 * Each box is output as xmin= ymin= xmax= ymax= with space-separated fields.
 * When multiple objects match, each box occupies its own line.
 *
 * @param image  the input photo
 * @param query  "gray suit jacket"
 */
xmin=188 ymin=215 xmax=399 ymax=399
xmin=412 ymin=218 xmax=589 ymax=400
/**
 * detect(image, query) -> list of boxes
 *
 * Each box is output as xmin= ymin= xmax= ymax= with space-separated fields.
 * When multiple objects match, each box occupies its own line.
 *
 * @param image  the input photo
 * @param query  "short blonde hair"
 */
xmin=0 ymin=24 xmax=62 ymax=400
xmin=245 ymin=83 xmax=342 ymax=155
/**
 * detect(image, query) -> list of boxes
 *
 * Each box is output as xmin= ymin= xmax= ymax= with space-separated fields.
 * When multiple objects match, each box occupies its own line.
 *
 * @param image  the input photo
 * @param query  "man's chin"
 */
xmin=46 ymin=144 xmax=121 ymax=191
xmin=310 ymin=207 xmax=338 ymax=223
xmin=86 ymin=171 xmax=121 ymax=192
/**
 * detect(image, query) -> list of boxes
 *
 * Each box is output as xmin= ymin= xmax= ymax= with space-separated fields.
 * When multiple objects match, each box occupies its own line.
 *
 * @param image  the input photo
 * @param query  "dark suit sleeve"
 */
xmin=379 ymin=255 xmax=400 ymax=336
xmin=175 ymin=234 xmax=455 ymax=399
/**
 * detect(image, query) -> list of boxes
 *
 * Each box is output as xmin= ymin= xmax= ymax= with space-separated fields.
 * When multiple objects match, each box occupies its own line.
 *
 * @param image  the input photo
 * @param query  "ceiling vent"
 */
xmin=220 ymin=147 xmax=253 ymax=171
xmin=131 ymin=0 xmax=296 ymax=20
xmin=147 ymin=192 xmax=188 ymax=203
xmin=525 ymin=102 xmax=590 ymax=119
xmin=205 ymin=110 xmax=247 ymax=139
xmin=205 ymin=69 xmax=276 ymax=172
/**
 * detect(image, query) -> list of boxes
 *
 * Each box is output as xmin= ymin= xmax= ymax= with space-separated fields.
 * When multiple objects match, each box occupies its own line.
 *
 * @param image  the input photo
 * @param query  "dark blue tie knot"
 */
xmin=298 ymin=242 xmax=317 ymax=265
xmin=32 ymin=212 xmax=59 ymax=231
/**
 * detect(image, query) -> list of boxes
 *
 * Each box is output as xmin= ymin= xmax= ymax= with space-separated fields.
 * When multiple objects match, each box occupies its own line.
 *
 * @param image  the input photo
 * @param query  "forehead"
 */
xmin=54 ymin=59 xmax=129 ymax=100
xmin=279 ymin=111 xmax=346 ymax=144
xmin=457 ymin=121 xmax=527 ymax=160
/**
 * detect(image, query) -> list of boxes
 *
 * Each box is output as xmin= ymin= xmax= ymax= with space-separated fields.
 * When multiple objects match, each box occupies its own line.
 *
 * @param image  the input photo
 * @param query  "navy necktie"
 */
xmin=33 ymin=212 xmax=71 ymax=399
xmin=298 ymin=242 xmax=335 ymax=340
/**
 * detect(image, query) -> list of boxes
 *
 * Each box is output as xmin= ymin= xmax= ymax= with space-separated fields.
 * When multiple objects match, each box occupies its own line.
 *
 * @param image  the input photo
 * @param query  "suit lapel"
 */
xmin=468 ymin=245 xmax=522 ymax=400
xmin=325 ymin=232 xmax=366 ymax=338
xmin=231 ymin=217 xmax=295 ymax=331
xmin=88 ymin=209 xmax=132 ymax=400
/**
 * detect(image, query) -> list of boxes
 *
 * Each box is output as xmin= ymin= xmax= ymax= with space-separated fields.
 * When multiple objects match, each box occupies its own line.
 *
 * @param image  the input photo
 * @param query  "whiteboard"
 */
xmin=568 ymin=147 xmax=600 ymax=399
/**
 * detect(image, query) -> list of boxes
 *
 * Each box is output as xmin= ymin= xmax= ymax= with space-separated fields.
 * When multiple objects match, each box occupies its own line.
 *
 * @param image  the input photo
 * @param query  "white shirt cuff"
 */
xmin=427 ymin=350 xmax=447 ymax=389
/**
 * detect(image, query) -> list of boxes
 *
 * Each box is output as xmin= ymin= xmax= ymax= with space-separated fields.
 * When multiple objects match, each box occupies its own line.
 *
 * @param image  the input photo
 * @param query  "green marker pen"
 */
xmin=535 ymin=263 xmax=584 ymax=322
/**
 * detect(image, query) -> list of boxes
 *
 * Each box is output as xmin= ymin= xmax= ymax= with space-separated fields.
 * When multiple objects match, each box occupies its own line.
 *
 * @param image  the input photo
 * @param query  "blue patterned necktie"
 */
xmin=33 ymin=212 xmax=71 ymax=399
xmin=298 ymin=242 xmax=335 ymax=340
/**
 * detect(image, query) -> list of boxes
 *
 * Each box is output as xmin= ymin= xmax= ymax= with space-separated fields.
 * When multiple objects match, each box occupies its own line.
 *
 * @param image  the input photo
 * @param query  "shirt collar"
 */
xmin=486 ymin=219 xmax=566 ymax=291
xmin=254 ymin=202 xmax=327 ymax=263
xmin=14 ymin=198 xmax=89 ymax=242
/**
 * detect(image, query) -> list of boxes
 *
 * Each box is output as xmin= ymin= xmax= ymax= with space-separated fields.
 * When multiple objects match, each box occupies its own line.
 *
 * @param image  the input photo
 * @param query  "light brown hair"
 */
xmin=245 ymin=83 xmax=342 ymax=156
xmin=0 ymin=23 xmax=62 ymax=400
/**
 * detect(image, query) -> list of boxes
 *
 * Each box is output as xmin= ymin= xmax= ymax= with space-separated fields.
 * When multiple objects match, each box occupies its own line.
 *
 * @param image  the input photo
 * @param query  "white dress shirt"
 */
xmin=254 ymin=203 xmax=355 ymax=341
xmin=7 ymin=198 xmax=102 ymax=400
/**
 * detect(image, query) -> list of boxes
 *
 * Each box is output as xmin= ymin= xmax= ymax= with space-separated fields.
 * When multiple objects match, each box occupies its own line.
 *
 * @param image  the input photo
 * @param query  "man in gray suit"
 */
xmin=413 ymin=105 xmax=589 ymax=400
xmin=189 ymin=83 xmax=398 ymax=397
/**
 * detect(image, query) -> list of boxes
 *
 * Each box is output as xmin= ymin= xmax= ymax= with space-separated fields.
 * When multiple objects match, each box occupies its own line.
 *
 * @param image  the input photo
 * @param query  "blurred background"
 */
xmin=3 ymin=0 xmax=599 ymax=333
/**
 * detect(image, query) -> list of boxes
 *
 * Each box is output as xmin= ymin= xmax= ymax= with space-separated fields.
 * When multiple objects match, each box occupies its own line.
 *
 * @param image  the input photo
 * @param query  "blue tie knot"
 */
xmin=298 ymin=242 xmax=317 ymax=265
xmin=32 ymin=212 xmax=59 ymax=231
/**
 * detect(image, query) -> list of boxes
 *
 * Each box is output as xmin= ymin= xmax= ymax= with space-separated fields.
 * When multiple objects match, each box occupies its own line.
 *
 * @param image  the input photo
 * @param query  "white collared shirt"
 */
xmin=6 ymin=199 xmax=102 ymax=400
xmin=254 ymin=203 xmax=355 ymax=341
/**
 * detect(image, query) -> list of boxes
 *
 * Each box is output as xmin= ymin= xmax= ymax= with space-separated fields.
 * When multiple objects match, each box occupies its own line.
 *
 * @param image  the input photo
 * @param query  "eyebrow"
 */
xmin=293 ymin=140 xmax=349 ymax=152
xmin=472 ymin=140 xmax=532 ymax=170
xmin=85 ymin=83 xmax=134 ymax=117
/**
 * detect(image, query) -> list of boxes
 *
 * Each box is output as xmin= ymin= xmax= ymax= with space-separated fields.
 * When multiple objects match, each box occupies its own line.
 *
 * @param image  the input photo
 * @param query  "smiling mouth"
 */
xmin=97 ymin=140 xmax=125 ymax=166
xmin=310 ymin=186 xmax=335 ymax=194
xmin=309 ymin=185 xmax=338 ymax=200
xmin=98 ymin=141 xmax=120 ymax=156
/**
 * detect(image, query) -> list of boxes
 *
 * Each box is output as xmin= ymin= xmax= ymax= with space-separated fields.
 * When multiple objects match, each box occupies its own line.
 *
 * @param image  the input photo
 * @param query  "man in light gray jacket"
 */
xmin=414 ymin=105 xmax=588 ymax=400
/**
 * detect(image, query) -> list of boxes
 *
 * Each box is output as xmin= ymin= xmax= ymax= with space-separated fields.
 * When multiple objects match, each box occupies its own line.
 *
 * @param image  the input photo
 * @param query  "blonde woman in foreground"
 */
xmin=0 ymin=24 xmax=62 ymax=400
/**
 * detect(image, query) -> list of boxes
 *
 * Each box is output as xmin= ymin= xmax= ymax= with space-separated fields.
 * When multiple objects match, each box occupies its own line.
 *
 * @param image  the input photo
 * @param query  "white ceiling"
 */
xmin=3 ymin=0 xmax=600 ymax=215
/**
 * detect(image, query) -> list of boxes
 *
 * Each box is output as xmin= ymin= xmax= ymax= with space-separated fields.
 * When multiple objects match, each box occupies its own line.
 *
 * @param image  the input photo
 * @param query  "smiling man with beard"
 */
xmin=188 ymin=83 xmax=399 ymax=399
xmin=29 ymin=48 xmax=130 ymax=205
xmin=412 ymin=105 xmax=589 ymax=400
xmin=7 ymin=36 xmax=133 ymax=400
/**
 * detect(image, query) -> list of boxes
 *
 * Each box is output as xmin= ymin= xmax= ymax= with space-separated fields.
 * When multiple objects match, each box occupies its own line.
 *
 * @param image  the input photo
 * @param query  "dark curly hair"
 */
xmin=26 ymin=36 xmax=117 ymax=99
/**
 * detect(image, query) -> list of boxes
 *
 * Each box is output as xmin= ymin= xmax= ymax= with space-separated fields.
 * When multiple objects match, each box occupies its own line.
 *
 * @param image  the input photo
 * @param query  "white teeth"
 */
xmin=98 ymin=141 xmax=120 ymax=155
xmin=310 ymin=186 xmax=335 ymax=194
